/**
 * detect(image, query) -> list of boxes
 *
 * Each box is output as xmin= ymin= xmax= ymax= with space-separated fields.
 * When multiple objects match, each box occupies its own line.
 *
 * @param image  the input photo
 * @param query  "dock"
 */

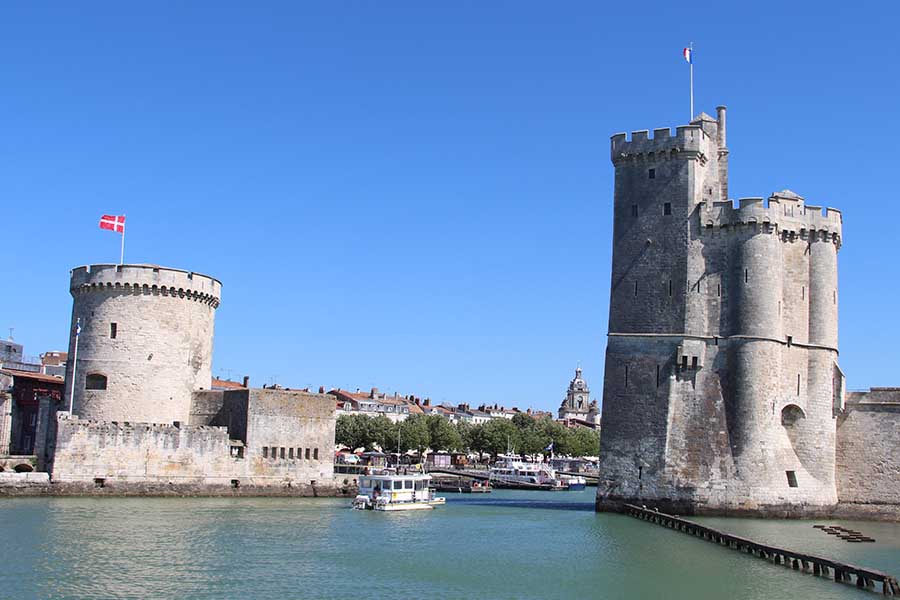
xmin=623 ymin=504 xmax=900 ymax=595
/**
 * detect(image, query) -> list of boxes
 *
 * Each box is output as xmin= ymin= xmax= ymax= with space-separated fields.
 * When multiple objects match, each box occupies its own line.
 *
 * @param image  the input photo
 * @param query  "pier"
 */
xmin=624 ymin=504 xmax=900 ymax=595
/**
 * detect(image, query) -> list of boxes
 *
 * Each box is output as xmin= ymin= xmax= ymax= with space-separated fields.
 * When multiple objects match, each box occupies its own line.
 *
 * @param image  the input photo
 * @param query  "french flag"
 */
xmin=683 ymin=47 xmax=692 ymax=64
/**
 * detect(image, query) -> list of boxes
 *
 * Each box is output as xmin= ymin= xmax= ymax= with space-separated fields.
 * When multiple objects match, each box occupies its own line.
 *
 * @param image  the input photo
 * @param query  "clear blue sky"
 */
xmin=2 ymin=2 xmax=898 ymax=411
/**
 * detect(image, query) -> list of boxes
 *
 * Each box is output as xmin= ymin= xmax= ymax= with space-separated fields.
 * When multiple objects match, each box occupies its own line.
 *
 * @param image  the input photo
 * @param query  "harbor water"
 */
xmin=1 ymin=488 xmax=899 ymax=599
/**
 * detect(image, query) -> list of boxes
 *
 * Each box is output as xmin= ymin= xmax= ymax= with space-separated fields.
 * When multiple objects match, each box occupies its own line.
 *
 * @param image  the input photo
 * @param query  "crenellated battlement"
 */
xmin=611 ymin=124 xmax=716 ymax=165
xmin=70 ymin=264 xmax=221 ymax=307
xmin=699 ymin=191 xmax=842 ymax=247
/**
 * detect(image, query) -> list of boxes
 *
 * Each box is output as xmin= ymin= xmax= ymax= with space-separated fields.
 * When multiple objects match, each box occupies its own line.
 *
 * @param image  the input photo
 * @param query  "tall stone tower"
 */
xmin=597 ymin=107 xmax=844 ymax=514
xmin=63 ymin=264 xmax=221 ymax=425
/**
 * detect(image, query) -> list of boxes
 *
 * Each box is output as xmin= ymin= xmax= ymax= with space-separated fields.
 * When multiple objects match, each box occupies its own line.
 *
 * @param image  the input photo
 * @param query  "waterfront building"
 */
xmin=0 ymin=368 xmax=63 ymax=471
xmin=596 ymin=107 xmax=900 ymax=518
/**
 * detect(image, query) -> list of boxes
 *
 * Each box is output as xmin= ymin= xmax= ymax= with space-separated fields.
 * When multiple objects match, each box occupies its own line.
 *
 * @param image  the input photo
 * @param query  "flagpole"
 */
xmin=689 ymin=42 xmax=694 ymax=120
xmin=120 ymin=215 xmax=126 ymax=265
xmin=68 ymin=318 xmax=80 ymax=413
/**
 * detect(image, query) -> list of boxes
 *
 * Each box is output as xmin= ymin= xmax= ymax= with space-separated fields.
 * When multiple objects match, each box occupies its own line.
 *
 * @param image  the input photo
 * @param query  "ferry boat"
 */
xmin=489 ymin=459 xmax=567 ymax=490
xmin=352 ymin=472 xmax=446 ymax=511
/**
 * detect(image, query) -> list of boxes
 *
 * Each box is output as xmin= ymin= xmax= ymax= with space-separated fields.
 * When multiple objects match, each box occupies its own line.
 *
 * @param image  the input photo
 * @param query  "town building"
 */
xmin=0 ymin=368 xmax=64 ymax=472
xmin=557 ymin=367 xmax=600 ymax=426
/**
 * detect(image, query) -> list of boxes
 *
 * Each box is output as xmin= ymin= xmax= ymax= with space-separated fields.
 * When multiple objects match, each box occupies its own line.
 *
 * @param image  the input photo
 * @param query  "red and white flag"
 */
xmin=99 ymin=214 xmax=126 ymax=234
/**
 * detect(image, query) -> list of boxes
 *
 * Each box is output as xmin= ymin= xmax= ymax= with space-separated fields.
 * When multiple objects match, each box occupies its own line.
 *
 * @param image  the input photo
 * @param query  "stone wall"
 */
xmin=836 ymin=389 xmax=900 ymax=505
xmin=49 ymin=388 xmax=338 ymax=491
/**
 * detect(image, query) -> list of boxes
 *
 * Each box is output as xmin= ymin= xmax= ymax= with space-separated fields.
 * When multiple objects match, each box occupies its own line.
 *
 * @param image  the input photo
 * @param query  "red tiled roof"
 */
xmin=211 ymin=378 xmax=246 ymax=390
xmin=0 ymin=368 xmax=64 ymax=385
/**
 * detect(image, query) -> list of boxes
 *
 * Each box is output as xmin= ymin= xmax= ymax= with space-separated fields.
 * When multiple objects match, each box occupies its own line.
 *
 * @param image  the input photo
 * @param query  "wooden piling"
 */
xmin=622 ymin=504 xmax=898 ymax=596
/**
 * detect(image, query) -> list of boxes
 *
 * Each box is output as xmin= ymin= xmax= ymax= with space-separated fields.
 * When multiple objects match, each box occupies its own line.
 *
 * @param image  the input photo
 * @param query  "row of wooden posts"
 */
xmin=623 ymin=504 xmax=900 ymax=596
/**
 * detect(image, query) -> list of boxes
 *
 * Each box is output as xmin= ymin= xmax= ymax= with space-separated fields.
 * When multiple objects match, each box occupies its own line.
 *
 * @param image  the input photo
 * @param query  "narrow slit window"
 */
xmin=263 ymin=447 xmax=268 ymax=458
xmin=110 ymin=322 xmax=117 ymax=339
xmin=691 ymin=357 xmax=698 ymax=369
xmin=786 ymin=471 xmax=798 ymax=488
xmin=668 ymin=280 xmax=673 ymax=297
xmin=297 ymin=448 xmax=302 ymax=459
xmin=280 ymin=447 xmax=286 ymax=459
xmin=631 ymin=204 xmax=638 ymax=218
xmin=305 ymin=448 xmax=311 ymax=460
xmin=648 ymin=168 xmax=656 ymax=179
xmin=717 ymin=283 xmax=721 ymax=297
xmin=802 ymin=286 xmax=805 ymax=300
xmin=656 ymin=365 xmax=660 ymax=388
xmin=744 ymin=269 xmax=748 ymax=283
xmin=624 ymin=365 xmax=629 ymax=389
xmin=833 ymin=290 xmax=836 ymax=304
xmin=289 ymin=448 xmax=294 ymax=459
xmin=797 ymin=373 xmax=801 ymax=396
xmin=787 ymin=335 xmax=793 ymax=347
xmin=663 ymin=202 xmax=671 ymax=215
xmin=634 ymin=281 xmax=638 ymax=297
xmin=681 ymin=356 xmax=688 ymax=369
xmin=314 ymin=448 xmax=319 ymax=460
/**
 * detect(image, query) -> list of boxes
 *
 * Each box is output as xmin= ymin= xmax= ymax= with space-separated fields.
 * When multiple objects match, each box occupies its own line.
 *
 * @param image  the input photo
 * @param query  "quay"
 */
xmin=623 ymin=504 xmax=900 ymax=595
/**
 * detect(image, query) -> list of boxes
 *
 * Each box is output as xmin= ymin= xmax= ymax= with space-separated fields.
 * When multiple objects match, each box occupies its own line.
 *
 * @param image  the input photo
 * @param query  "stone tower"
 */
xmin=597 ymin=107 xmax=844 ymax=514
xmin=63 ymin=264 xmax=221 ymax=424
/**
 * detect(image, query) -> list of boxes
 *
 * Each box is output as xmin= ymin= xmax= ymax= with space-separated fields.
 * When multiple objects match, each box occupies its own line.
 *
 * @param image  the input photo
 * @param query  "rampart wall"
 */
xmin=836 ymin=390 xmax=900 ymax=506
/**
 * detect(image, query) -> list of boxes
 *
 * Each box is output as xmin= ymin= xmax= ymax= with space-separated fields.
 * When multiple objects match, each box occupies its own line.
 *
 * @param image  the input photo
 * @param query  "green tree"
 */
xmin=427 ymin=415 xmax=462 ymax=452
xmin=568 ymin=427 xmax=601 ymax=457
xmin=335 ymin=414 xmax=371 ymax=451
xmin=481 ymin=418 xmax=521 ymax=458
xmin=368 ymin=415 xmax=395 ymax=451
xmin=383 ymin=414 xmax=430 ymax=455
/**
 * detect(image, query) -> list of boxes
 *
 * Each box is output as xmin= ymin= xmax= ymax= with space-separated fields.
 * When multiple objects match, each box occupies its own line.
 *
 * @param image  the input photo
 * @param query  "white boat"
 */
xmin=489 ymin=459 xmax=567 ymax=490
xmin=559 ymin=473 xmax=587 ymax=491
xmin=352 ymin=472 xmax=446 ymax=511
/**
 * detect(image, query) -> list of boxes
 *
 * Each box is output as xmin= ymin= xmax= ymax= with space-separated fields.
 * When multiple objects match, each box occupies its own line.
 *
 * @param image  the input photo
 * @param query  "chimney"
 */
xmin=242 ymin=376 xmax=250 ymax=388
xmin=424 ymin=398 xmax=431 ymax=407
xmin=318 ymin=386 xmax=325 ymax=394
xmin=370 ymin=387 xmax=378 ymax=398
xmin=716 ymin=105 xmax=729 ymax=201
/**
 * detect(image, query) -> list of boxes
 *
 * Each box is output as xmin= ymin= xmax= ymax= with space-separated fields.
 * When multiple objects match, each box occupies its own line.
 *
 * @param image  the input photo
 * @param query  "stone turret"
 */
xmin=63 ymin=264 xmax=221 ymax=424
xmin=597 ymin=107 xmax=842 ymax=515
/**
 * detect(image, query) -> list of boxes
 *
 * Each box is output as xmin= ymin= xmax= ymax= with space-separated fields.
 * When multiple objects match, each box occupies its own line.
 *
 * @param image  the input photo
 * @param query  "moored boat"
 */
xmin=352 ymin=472 xmax=446 ymax=511
xmin=489 ymin=459 xmax=567 ymax=491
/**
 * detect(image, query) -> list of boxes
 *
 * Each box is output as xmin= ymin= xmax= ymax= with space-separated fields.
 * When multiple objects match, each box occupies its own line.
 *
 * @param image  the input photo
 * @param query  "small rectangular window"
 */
xmin=663 ymin=202 xmax=671 ymax=215
xmin=648 ymin=168 xmax=656 ymax=179
xmin=717 ymin=284 xmax=721 ymax=298
xmin=681 ymin=356 xmax=688 ymax=369
xmin=668 ymin=280 xmax=673 ymax=297
xmin=797 ymin=373 xmax=801 ymax=396
xmin=691 ymin=356 xmax=698 ymax=369
xmin=280 ymin=447 xmax=286 ymax=459
xmin=314 ymin=448 xmax=319 ymax=460
xmin=634 ymin=281 xmax=638 ymax=297
xmin=271 ymin=446 xmax=278 ymax=459
xmin=744 ymin=269 xmax=748 ymax=283
xmin=786 ymin=471 xmax=798 ymax=487
xmin=263 ymin=447 xmax=268 ymax=458
xmin=631 ymin=204 xmax=638 ymax=217
xmin=297 ymin=448 xmax=302 ymax=459
xmin=786 ymin=335 xmax=793 ymax=347
xmin=656 ymin=365 xmax=660 ymax=388
xmin=289 ymin=448 xmax=294 ymax=459
xmin=305 ymin=448 xmax=311 ymax=460
xmin=801 ymin=286 xmax=805 ymax=300
xmin=110 ymin=322 xmax=117 ymax=339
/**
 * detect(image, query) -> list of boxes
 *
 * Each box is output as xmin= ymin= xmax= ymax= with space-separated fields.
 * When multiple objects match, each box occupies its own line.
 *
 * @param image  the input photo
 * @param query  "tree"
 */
xmin=383 ymin=414 xmax=430 ymax=455
xmin=427 ymin=415 xmax=462 ymax=452
xmin=368 ymin=415 xmax=395 ymax=451
xmin=481 ymin=418 xmax=521 ymax=458
xmin=568 ymin=427 xmax=601 ymax=458
xmin=335 ymin=414 xmax=371 ymax=451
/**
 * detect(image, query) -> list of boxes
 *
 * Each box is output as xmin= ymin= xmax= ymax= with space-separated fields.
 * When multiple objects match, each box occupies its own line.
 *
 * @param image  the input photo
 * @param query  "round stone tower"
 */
xmin=63 ymin=264 xmax=221 ymax=424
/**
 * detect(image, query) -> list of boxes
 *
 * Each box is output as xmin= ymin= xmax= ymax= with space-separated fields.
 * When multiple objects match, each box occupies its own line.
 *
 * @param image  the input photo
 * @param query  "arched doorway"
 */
xmin=13 ymin=463 xmax=34 ymax=473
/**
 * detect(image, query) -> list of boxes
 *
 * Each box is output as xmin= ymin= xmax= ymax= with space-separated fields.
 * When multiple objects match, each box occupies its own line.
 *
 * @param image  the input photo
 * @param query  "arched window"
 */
xmin=85 ymin=373 xmax=108 ymax=390
xmin=781 ymin=404 xmax=805 ymax=427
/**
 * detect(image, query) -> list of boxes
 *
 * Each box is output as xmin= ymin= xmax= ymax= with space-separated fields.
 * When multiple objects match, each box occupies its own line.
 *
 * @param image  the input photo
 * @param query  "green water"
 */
xmin=1 ymin=489 xmax=898 ymax=599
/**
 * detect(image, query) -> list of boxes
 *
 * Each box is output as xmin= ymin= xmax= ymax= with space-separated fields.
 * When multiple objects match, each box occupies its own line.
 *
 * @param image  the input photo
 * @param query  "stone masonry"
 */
xmin=597 ymin=107 xmax=848 ymax=514
xmin=63 ymin=264 xmax=220 ymax=425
